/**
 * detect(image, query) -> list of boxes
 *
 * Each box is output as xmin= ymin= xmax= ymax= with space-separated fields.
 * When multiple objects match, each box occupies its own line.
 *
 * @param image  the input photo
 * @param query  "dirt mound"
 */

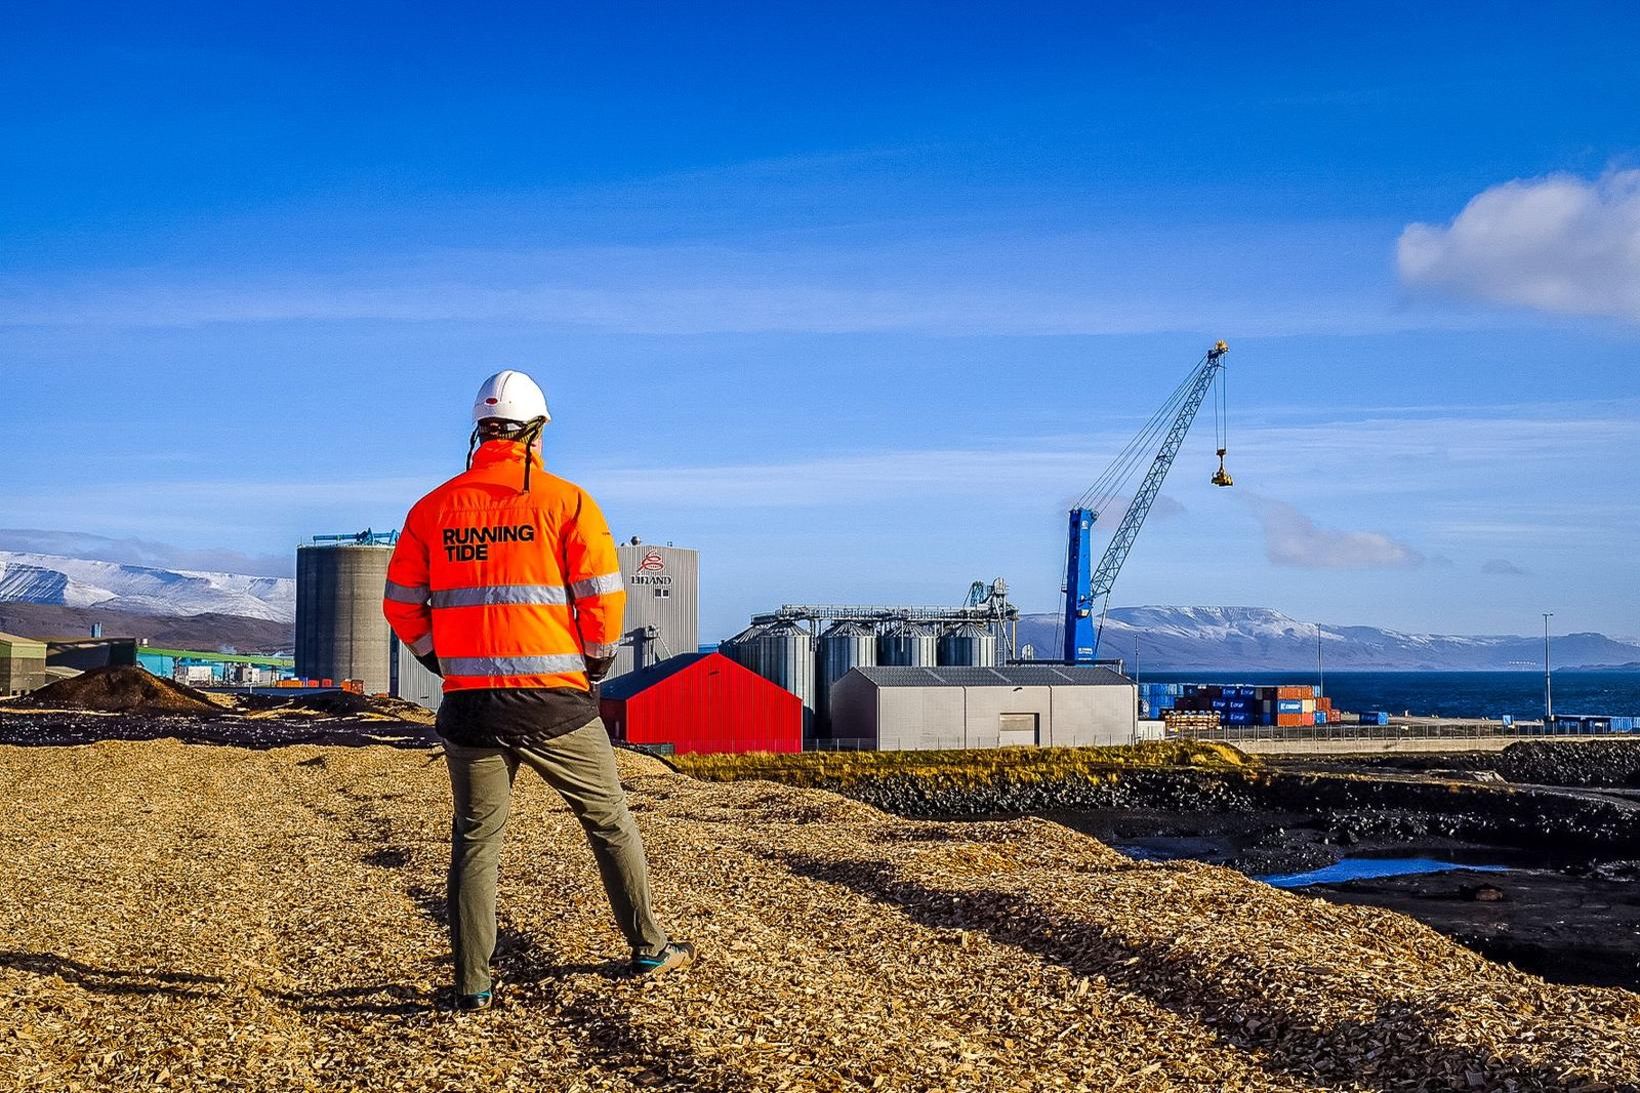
xmin=242 ymin=691 xmax=435 ymax=725
xmin=17 ymin=666 xmax=219 ymax=715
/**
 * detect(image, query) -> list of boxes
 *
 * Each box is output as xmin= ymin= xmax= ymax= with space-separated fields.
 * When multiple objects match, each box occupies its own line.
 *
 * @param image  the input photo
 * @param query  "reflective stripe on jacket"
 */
xmin=381 ymin=440 xmax=626 ymax=693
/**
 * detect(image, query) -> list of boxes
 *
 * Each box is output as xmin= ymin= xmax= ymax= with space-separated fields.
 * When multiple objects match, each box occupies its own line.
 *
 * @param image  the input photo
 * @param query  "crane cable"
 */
xmin=1076 ymin=351 xmax=1206 ymax=514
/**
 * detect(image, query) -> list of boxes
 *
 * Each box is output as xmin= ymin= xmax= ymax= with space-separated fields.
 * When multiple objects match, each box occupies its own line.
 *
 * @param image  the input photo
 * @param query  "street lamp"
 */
xmin=1542 ymin=612 xmax=1554 ymax=724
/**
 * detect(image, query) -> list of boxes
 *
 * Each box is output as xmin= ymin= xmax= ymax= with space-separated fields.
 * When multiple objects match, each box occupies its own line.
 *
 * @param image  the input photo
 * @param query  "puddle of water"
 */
xmin=1261 ymin=856 xmax=1512 ymax=889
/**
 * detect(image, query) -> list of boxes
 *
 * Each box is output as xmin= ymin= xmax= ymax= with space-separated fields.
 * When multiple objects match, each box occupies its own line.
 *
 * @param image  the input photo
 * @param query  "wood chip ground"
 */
xmin=1 ymin=740 xmax=1636 ymax=1091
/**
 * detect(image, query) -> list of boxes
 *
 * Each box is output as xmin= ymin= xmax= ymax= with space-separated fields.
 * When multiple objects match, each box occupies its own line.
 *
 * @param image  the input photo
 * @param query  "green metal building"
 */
xmin=0 ymin=632 xmax=49 ymax=696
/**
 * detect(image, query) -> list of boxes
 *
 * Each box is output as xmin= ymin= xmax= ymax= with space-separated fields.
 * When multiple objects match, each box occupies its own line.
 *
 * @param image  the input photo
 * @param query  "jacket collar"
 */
xmin=470 ymin=439 xmax=544 ymax=471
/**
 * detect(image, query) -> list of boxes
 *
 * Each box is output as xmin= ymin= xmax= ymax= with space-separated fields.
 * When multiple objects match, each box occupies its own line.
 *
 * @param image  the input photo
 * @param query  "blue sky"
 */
xmin=3 ymin=2 xmax=1638 ymax=640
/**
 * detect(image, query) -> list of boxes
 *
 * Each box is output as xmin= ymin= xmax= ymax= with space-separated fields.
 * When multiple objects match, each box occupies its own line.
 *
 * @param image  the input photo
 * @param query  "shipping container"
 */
xmin=1276 ymin=699 xmax=1303 ymax=714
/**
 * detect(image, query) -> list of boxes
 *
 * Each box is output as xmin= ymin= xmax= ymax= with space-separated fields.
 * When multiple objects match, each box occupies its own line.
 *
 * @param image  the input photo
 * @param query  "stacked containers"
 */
xmin=817 ymin=621 xmax=875 ymax=733
xmin=1166 ymin=683 xmax=1344 ymax=727
xmin=1137 ymin=682 xmax=1182 ymax=719
xmin=876 ymin=622 xmax=938 ymax=667
xmin=937 ymin=623 xmax=997 ymax=668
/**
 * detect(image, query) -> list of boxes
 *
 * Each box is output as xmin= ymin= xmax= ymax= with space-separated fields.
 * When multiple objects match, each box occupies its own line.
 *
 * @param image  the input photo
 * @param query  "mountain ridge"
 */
xmin=0 ymin=551 xmax=294 ymax=624
xmin=1017 ymin=606 xmax=1640 ymax=671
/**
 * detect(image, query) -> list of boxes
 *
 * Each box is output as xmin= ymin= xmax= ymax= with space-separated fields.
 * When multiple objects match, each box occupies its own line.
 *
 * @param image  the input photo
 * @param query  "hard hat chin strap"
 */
xmin=467 ymin=416 xmax=549 ymax=492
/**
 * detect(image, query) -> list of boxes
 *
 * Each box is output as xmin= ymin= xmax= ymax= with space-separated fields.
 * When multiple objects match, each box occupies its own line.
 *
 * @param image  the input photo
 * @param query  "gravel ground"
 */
xmin=2 ymin=740 xmax=1637 ymax=1092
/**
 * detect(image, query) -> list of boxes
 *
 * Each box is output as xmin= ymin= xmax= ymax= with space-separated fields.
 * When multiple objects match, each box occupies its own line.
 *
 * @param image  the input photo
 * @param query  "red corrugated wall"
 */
xmin=600 ymin=653 xmax=802 ymax=754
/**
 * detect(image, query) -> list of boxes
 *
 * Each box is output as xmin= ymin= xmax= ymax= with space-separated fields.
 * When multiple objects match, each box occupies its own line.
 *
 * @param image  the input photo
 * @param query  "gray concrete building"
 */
xmin=828 ymin=665 xmax=1137 ymax=751
xmin=609 ymin=540 xmax=699 ymax=678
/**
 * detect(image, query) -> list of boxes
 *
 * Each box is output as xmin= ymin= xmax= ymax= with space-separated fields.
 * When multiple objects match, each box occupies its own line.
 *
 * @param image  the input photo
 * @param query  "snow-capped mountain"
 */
xmin=1016 ymin=606 xmax=1640 ymax=670
xmin=0 ymin=552 xmax=294 ymax=624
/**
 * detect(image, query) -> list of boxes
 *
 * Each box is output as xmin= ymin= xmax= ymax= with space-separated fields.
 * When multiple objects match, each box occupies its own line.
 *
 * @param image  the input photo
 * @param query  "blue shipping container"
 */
xmin=1314 ymin=712 xmax=1327 ymax=725
xmin=1277 ymin=699 xmax=1303 ymax=713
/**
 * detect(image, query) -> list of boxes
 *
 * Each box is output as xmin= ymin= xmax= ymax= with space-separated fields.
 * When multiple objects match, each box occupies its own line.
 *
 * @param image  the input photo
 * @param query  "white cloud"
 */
xmin=1398 ymin=169 xmax=1640 ymax=322
xmin=1243 ymin=495 xmax=1424 ymax=570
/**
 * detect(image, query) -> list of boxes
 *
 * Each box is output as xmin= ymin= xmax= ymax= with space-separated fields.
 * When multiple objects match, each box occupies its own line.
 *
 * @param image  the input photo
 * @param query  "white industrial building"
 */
xmin=828 ymin=665 xmax=1138 ymax=750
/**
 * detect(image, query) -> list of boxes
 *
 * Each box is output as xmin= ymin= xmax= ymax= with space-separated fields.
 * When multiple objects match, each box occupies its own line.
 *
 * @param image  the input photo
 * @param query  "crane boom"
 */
xmin=1062 ymin=341 xmax=1229 ymax=663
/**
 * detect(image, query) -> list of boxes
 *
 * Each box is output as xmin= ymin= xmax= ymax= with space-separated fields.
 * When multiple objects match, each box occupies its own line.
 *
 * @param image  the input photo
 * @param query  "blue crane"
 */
xmin=1061 ymin=341 xmax=1232 ymax=663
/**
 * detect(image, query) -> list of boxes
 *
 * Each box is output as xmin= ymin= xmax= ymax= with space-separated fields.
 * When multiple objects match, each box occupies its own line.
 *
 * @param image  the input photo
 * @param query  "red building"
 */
xmin=598 ymin=652 xmax=802 ymax=755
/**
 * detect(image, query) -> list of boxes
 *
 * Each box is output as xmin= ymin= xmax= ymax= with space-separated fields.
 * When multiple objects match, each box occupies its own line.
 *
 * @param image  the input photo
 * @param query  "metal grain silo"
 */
xmin=717 ymin=624 xmax=766 ymax=674
xmin=296 ymin=541 xmax=395 ymax=694
xmin=876 ymin=622 xmax=937 ymax=666
xmin=751 ymin=622 xmax=813 ymax=726
xmin=937 ymin=622 xmax=997 ymax=668
xmin=817 ymin=621 xmax=876 ymax=732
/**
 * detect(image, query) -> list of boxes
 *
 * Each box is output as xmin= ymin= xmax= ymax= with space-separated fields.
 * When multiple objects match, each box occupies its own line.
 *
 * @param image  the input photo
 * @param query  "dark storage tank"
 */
xmin=296 ymin=542 xmax=395 ymax=694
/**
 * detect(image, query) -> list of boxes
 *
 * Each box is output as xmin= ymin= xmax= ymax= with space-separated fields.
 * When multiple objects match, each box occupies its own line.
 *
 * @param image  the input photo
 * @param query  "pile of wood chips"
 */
xmin=1 ymin=739 xmax=1635 ymax=1091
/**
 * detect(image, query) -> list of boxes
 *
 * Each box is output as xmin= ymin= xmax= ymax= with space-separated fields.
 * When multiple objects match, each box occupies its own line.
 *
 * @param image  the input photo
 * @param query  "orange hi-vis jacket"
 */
xmin=382 ymin=440 xmax=626 ymax=693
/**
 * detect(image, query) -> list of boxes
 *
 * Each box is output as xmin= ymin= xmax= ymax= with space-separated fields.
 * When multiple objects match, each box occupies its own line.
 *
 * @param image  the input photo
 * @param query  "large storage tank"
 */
xmin=610 ymin=541 xmax=700 ymax=679
xmin=751 ymin=621 xmax=813 ymax=727
xmin=296 ymin=541 xmax=395 ymax=694
xmin=937 ymin=622 xmax=998 ymax=668
xmin=817 ymin=621 xmax=876 ymax=731
xmin=876 ymin=622 xmax=937 ymax=667
xmin=717 ymin=624 xmax=766 ymax=675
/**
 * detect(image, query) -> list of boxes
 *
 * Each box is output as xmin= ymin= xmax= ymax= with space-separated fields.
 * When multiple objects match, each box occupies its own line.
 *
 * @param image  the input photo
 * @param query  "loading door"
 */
xmin=998 ymin=712 xmax=1040 ymax=747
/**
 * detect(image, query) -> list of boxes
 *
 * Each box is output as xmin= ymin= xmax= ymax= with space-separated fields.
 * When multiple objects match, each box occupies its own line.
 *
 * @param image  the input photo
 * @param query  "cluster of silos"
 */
xmin=723 ymin=617 xmax=999 ymax=737
xmin=720 ymin=622 xmax=816 ymax=732
xmin=295 ymin=542 xmax=395 ymax=694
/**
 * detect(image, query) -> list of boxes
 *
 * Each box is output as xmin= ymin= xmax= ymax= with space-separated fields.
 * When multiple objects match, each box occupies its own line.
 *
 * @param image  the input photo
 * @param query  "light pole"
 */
xmin=1542 ymin=612 xmax=1554 ymax=724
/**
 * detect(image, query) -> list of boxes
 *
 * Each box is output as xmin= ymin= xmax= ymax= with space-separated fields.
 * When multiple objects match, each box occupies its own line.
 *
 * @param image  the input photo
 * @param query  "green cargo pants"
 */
xmin=442 ymin=718 xmax=669 ymax=995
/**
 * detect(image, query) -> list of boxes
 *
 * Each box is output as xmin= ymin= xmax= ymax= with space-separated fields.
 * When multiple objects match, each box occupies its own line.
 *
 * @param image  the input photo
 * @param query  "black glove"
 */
xmin=584 ymin=655 xmax=615 ymax=683
xmin=414 ymin=649 xmax=443 ymax=677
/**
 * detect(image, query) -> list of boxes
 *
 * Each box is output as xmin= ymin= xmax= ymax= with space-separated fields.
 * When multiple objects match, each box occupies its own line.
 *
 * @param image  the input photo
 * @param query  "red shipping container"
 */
xmin=1275 ymin=685 xmax=1310 ymax=700
xmin=1275 ymin=713 xmax=1308 ymax=727
xmin=598 ymin=652 xmax=802 ymax=755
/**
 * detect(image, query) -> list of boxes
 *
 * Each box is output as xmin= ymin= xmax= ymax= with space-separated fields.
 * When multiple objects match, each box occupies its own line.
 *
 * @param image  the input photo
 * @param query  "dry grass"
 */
xmin=672 ymin=740 xmax=1254 ymax=787
xmin=1 ymin=739 xmax=1636 ymax=1092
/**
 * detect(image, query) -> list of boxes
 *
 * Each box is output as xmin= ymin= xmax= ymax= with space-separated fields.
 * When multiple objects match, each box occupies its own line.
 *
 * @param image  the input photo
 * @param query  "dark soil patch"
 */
xmin=14 ymin=666 xmax=219 ymax=715
xmin=1337 ymin=740 xmax=1640 ymax=789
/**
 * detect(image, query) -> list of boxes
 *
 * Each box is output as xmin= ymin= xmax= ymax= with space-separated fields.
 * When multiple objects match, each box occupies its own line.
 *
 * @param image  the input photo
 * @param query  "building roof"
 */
xmin=0 ymin=631 xmax=48 ymax=655
xmin=849 ymin=665 xmax=1133 ymax=688
xmin=597 ymin=652 xmax=715 ymax=700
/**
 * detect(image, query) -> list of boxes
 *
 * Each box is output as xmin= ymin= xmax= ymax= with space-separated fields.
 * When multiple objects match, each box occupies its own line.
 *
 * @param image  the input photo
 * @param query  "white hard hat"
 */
xmin=472 ymin=370 xmax=551 ymax=425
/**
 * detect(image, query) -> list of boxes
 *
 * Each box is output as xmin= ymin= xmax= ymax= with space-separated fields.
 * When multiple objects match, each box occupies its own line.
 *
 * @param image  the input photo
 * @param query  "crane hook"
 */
xmin=1212 ymin=448 xmax=1234 ymax=487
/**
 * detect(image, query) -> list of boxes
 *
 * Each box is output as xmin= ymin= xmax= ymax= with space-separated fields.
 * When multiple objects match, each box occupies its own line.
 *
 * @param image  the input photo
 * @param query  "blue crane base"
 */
xmin=1062 ymin=507 xmax=1098 ymax=663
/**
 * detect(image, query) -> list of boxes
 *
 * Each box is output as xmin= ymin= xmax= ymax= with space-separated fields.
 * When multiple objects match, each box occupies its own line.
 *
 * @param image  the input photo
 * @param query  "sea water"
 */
xmin=1135 ymin=670 xmax=1640 ymax=720
xmin=1262 ymin=857 xmax=1512 ymax=888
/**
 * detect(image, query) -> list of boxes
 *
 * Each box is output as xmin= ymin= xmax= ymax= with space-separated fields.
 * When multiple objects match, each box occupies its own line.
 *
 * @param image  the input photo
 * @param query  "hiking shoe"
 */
xmin=631 ymin=942 xmax=695 ymax=978
xmin=456 ymin=989 xmax=493 ymax=1012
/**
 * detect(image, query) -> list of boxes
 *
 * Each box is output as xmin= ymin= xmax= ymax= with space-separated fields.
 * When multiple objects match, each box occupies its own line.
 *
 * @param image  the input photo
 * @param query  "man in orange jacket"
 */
xmin=383 ymin=370 xmax=693 ymax=1010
